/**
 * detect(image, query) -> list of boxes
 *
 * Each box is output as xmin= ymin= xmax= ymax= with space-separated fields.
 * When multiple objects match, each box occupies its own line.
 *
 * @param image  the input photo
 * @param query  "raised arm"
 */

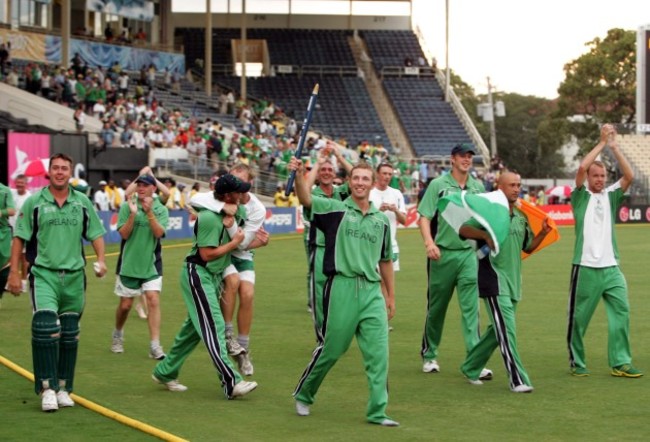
xmin=332 ymin=144 xmax=353 ymax=175
xmin=608 ymin=132 xmax=634 ymax=192
xmin=288 ymin=157 xmax=312 ymax=209
xmin=576 ymin=124 xmax=611 ymax=188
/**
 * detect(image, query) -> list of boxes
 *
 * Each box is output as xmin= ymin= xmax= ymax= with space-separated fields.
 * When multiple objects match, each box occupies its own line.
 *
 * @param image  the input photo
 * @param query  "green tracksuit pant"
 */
xmin=461 ymin=296 xmax=531 ymax=389
xmin=30 ymin=266 xmax=85 ymax=394
xmin=567 ymin=265 xmax=632 ymax=369
xmin=154 ymin=263 xmax=243 ymax=398
xmin=294 ymin=274 xmax=392 ymax=424
xmin=421 ymin=247 xmax=480 ymax=361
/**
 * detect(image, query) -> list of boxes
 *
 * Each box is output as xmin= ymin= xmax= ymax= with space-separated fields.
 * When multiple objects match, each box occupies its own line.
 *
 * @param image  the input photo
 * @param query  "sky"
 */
xmin=413 ymin=0 xmax=650 ymax=98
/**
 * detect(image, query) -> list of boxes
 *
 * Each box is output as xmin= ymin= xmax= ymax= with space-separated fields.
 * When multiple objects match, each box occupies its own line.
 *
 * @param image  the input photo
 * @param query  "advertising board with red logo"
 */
xmin=538 ymin=205 xmax=574 ymax=226
xmin=616 ymin=205 xmax=650 ymax=224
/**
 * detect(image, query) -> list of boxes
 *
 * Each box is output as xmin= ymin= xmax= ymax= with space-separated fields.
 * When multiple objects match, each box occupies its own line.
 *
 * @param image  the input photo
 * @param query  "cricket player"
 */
xmin=460 ymin=172 xmax=550 ymax=392
xmin=152 ymin=174 xmax=258 ymax=399
xmin=303 ymin=147 xmax=351 ymax=335
xmin=220 ymin=163 xmax=269 ymax=376
xmin=111 ymin=173 xmax=169 ymax=360
xmin=289 ymin=157 xmax=399 ymax=427
xmin=0 ymin=181 xmax=16 ymax=303
xmin=418 ymin=143 xmax=491 ymax=380
xmin=369 ymin=163 xmax=406 ymax=305
xmin=567 ymin=124 xmax=642 ymax=378
xmin=8 ymin=153 xmax=107 ymax=412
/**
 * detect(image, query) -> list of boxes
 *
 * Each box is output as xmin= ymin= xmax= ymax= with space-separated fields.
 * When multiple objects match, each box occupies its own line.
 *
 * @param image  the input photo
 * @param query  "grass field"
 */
xmin=1 ymin=226 xmax=649 ymax=441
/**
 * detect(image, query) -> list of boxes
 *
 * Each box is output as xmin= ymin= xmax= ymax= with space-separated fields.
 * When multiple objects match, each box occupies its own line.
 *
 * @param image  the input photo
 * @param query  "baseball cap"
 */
xmin=214 ymin=174 xmax=251 ymax=195
xmin=451 ymin=143 xmax=476 ymax=155
xmin=98 ymin=180 xmax=107 ymax=186
xmin=135 ymin=175 xmax=156 ymax=186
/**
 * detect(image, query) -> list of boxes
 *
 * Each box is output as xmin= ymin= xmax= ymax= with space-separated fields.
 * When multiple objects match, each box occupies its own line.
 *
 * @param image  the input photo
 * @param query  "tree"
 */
xmin=555 ymin=28 xmax=636 ymax=153
xmin=451 ymin=69 xmax=566 ymax=177
xmin=490 ymin=93 xmax=565 ymax=177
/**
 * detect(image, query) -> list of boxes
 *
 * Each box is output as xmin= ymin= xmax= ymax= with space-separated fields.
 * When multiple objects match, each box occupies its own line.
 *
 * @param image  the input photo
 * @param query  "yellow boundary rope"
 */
xmin=0 ymin=355 xmax=188 ymax=442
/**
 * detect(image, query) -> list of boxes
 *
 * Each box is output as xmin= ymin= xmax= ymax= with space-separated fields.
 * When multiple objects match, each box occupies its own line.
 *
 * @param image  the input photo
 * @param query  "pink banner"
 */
xmin=7 ymin=132 xmax=51 ymax=190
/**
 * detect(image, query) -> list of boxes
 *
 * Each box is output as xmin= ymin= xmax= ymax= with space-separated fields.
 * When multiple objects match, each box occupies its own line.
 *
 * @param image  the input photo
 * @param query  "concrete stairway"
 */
xmin=348 ymin=35 xmax=413 ymax=158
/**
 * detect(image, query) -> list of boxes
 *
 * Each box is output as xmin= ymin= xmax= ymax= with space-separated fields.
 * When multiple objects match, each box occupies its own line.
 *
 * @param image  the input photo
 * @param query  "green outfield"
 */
xmin=1 ymin=226 xmax=649 ymax=441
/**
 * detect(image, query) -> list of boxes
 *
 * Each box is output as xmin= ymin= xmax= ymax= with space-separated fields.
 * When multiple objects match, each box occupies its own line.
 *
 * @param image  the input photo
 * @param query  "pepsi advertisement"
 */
xmin=98 ymin=207 xmax=298 ymax=244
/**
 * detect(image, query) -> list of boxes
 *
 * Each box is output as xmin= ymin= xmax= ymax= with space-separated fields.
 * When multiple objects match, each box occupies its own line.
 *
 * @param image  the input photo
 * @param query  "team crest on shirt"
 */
xmin=346 ymin=213 xmax=359 ymax=223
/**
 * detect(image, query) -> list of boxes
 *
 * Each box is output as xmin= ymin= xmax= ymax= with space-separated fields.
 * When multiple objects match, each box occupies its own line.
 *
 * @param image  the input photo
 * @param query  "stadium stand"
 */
xmin=215 ymin=75 xmax=391 ymax=148
xmin=361 ymin=30 xmax=428 ymax=72
xmin=177 ymin=28 xmax=356 ymax=68
xmin=177 ymin=27 xmax=391 ymax=149
xmin=353 ymin=30 xmax=477 ymax=157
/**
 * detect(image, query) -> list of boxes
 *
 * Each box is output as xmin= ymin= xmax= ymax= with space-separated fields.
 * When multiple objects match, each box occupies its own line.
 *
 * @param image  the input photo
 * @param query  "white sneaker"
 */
xmin=149 ymin=346 xmax=166 ymax=360
xmin=295 ymin=400 xmax=310 ymax=416
xmin=231 ymin=380 xmax=257 ymax=398
xmin=511 ymin=384 xmax=534 ymax=393
xmin=423 ymin=360 xmax=440 ymax=373
xmin=466 ymin=377 xmax=483 ymax=386
xmin=56 ymin=390 xmax=75 ymax=407
xmin=237 ymin=353 xmax=254 ymax=376
xmin=379 ymin=418 xmax=400 ymax=427
xmin=479 ymin=368 xmax=493 ymax=380
xmin=226 ymin=336 xmax=247 ymax=356
xmin=41 ymin=389 xmax=58 ymax=412
xmin=152 ymin=374 xmax=188 ymax=392
xmin=111 ymin=336 xmax=124 ymax=353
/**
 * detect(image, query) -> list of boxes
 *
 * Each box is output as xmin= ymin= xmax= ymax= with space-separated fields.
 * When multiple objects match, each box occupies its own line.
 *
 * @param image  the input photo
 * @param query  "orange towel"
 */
xmin=516 ymin=198 xmax=560 ymax=259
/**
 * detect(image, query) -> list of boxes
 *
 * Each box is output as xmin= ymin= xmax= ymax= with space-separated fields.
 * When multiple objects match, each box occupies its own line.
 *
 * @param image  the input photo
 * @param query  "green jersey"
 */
xmin=116 ymin=198 xmax=169 ymax=280
xmin=310 ymin=196 xmax=392 ymax=282
xmin=15 ymin=187 xmax=106 ymax=271
xmin=305 ymin=183 xmax=350 ymax=247
xmin=467 ymin=208 xmax=532 ymax=301
xmin=418 ymin=173 xmax=485 ymax=249
xmin=0 ymin=183 xmax=16 ymax=230
xmin=570 ymin=183 xmax=623 ymax=267
xmin=185 ymin=206 xmax=246 ymax=275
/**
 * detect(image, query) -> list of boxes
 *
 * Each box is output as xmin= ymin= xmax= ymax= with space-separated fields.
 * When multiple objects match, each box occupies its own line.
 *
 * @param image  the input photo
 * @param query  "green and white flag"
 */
xmin=437 ymin=190 xmax=510 ymax=256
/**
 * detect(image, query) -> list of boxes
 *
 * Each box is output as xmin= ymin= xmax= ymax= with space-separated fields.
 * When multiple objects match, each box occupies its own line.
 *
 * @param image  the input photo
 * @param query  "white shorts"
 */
xmin=223 ymin=264 xmax=256 ymax=284
xmin=114 ymin=275 xmax=163 ymax=298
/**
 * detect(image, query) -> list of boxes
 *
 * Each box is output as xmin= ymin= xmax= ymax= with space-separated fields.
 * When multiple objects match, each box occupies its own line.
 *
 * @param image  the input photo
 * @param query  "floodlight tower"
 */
xmin=477 ymin=77 xmax=505 ymax=158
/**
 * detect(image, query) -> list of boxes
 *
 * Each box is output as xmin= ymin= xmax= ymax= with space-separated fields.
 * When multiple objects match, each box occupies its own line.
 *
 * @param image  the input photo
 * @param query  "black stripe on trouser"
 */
xmin=486 ymin=296 xmax=524 ymax=388
xmin=420 ymin=258 xmax=431 ymax=358
xmin=308 ymin=246 xmax=322 ymax=343
xmin=29 ymin=270 xmax=36 ymax=311
xmin=186 ymin=263 xmax=237 ymax=397
xmin=566 ymin=265 xmax=580 ymax=368
xmin=293 ymin=275 xmax=333 ymax=396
